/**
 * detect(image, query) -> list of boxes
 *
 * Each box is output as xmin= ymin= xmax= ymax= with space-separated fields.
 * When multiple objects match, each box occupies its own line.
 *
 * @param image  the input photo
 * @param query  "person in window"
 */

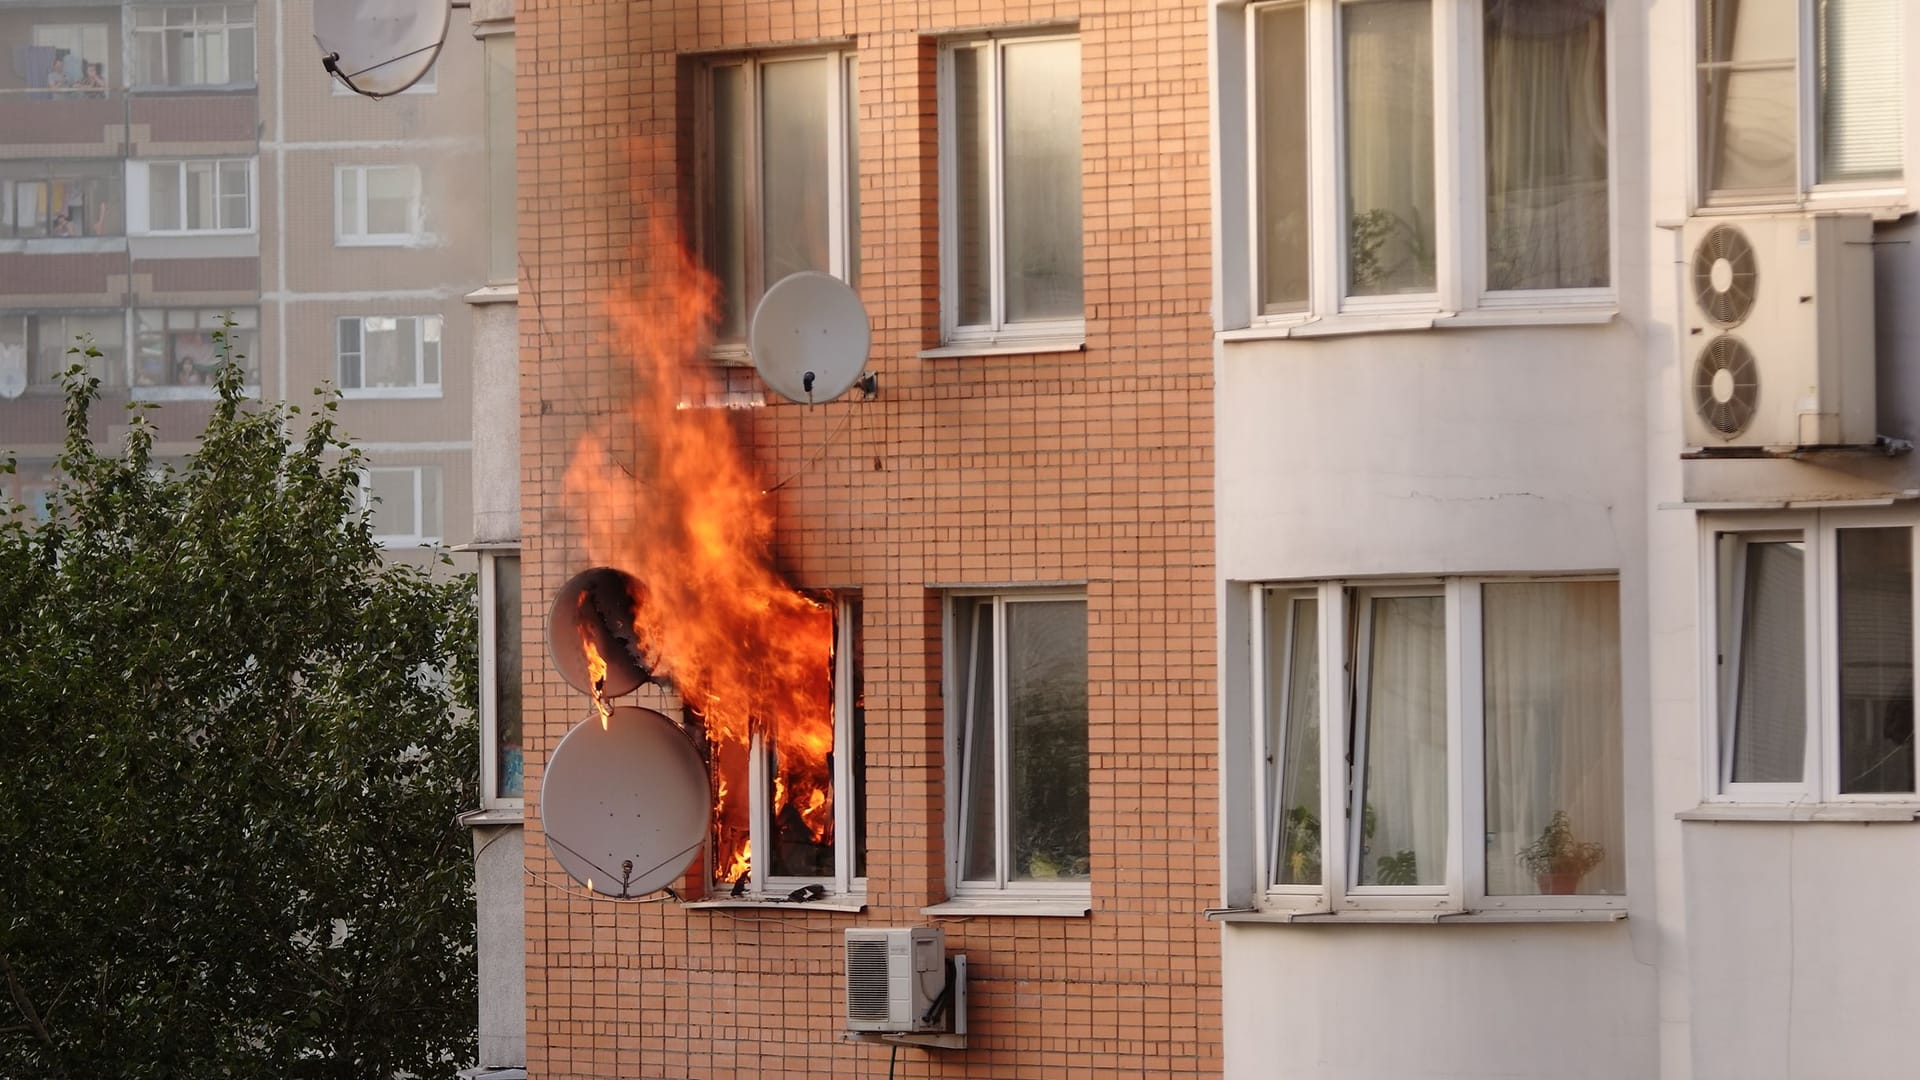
xmin=49 ymin=213 xmax=76 ymax=239
xmin=46 ymin=55 xmax=72 ymax=92
xmin=80 ymin=62 xmax=106 ymax=98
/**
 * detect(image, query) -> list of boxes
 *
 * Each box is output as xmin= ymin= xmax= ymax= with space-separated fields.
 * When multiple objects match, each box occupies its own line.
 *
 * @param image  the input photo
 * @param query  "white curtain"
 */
xmin=1341 ymin=0 xmax=1436 ymax=296
xmin=1357 ymin=595 xmax=1447 ymax=886
xmin=1484 ymin=0 xmax=1609 ymax=290
xmin=1482 ymin=581 xmax=1624 ymax=896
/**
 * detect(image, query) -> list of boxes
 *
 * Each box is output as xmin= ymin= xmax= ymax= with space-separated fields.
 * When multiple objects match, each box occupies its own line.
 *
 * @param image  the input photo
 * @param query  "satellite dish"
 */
xmin=313 ymin=0 xmax=449 ymax=98
xmin=542 ymin=706 xmax=710 ymax=899
xmin=748 ymin=271 xmax=871 ymax=404
xmin=547 ymin=566 xmax=653 ymax=699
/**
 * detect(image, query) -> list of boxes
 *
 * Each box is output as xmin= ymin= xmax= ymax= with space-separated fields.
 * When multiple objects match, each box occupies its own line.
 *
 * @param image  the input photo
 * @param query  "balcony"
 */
xmin=0 ymin=87 xmax=128 ymax=156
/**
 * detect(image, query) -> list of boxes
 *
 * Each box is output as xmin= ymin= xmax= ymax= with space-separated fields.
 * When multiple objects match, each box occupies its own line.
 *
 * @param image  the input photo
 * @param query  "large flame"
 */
xmin=563 ymin=222 xmax=836 ymax=887
xmin=577 ymin=594 xmax=612 ymax=729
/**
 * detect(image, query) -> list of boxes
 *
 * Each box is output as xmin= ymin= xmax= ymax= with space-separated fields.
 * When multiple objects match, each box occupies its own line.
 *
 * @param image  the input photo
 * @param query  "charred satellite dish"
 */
xmin=542 ymin=706 xmax=710 ymax=899
xmin=748 ymin=271 xmax=871 ymax=405
xmin=548 ymin=566 xmax=653 ymax=699
xmin=313 ymin=0 xmax=449 ymax=98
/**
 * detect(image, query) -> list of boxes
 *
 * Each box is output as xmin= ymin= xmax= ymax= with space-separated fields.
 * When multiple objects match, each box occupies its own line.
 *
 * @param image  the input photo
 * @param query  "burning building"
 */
xmin=515 ymin=0 xmax=1220 ymax=1075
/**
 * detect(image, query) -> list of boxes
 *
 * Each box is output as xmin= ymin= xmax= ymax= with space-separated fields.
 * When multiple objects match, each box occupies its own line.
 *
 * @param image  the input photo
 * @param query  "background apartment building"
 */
xmin=0 ymin=0 xmax=491 ymax=560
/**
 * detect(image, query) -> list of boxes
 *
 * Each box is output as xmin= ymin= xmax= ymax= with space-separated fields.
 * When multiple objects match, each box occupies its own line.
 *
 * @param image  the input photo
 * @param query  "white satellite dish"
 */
xmin=313 ymin=0 xmax=449 ymax=99
xmin=547 ymin=566 xmax=652 ymax=699
xmin=542 ymin=706 xmax=710 ymax=899
xmin=748 ymin=271 xmax=871 ymax=404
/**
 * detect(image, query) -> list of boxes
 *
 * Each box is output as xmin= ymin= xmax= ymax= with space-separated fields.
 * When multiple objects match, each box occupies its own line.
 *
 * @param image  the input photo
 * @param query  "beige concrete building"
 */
xmin=0 ymin=0 xmax=499 ymax=562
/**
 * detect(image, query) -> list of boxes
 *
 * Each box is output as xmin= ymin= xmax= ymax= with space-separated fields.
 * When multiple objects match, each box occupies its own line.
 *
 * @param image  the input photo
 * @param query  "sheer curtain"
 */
xmin=1482 ymin=581 xmax=1624 ymax=896
xmin=1342 ymin=0 xmax=1435 ymax=296
xmin=1483 ymin=0 xmax=1609 ymax=290
xmin=1356 ymin=595 xmax=1447 ymax=887
xmin=1728 ymin=539 xmax=1807 ymax=783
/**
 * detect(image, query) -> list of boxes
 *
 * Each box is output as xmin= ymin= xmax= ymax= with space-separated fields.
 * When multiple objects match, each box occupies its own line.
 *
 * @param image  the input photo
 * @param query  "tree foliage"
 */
xmin=0 ymin=339 xmax=478 ymax=1078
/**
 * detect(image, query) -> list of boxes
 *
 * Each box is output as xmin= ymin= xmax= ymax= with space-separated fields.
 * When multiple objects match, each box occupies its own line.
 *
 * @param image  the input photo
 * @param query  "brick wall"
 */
xmin=518 ymin=0 xmax=1219 ymax=1075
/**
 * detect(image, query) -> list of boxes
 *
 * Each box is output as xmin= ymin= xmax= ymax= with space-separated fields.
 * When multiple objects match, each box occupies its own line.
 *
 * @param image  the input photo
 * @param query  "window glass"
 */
xmin=1342 ymin=0 xmax=1435 ymax=296
xmin=1818 ymin=0 xmax=1904 ymax=183
xmin=1482 ymin=581 xmax=1624 ymax=896
xmin=1836 ymin=528 xmax=1914 ymax=793
xmin=368 ymin=470 xmax=418 ymax=539
xmin=1000 ymin=38 xmax=1083 ymax=323
xmin=1266 ymin=594 xmax=1321 ymax=886
xmin=708 ymin=64 xmax=749 ymax=339
xmin=1698 ymin=0 xmax=1798 ymax=196
xmin=759 ymin=57 xmax=831 ymax=292
xmin=1256 ymin=4 xmax=1310 ymax=313
xmin=25 ymin=312 xmax=125 ymax=387
xmin=1354 ymin=594 xmax=1446 ymax=886
xmin=484 ymin=34 xmax=518 ymax=285
xmin=952 ymin=45 xmax=993 ymax=328
xmin=1726 ymin=538 xmax=1807 ymax=783
xmin=958 ymin=597 xmax=998 ymax=882
xmin=134 ymin=309 xmax=257 ymax=387
xmin=1006 ymin=599 xmax=1089 ymax=881
xmin=151 ymin=164 xmax=182 ymax=231
xmin=493 ymin=555 xmax=524 ymax=798
xmin=1484 ymin=0 xmax=1609 ymax=290
xmin=365 ymin=169 xmax=414 ymax=236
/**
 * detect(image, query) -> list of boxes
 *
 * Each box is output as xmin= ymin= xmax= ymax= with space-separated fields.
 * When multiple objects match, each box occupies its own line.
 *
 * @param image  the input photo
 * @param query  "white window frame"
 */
xmin=942 ymin=590 xmax=1092 ymax=906
xmin=357 ymin=466 xmax=441 ymax=547
xmin=334 ymin=165 xmax=423 ymax=247
xmin=1225 ymin=0 xmax=1618 ymax=334
xmin=1700 ymin=508 xmax=1920 ymax=806
xmin=478 ymin=549 xmax=523 ymax=811
xmin=725 ymin=594 xmax=865 ymax=900
xmin=336 ymin=314 xmax=443 ymax=398
xmin=127 ymin=158 xmax=256 ymax=236
xmin=694 ymin=48 xmax=858 ymax=349
xmin=1250 ymin=577 xmax=1627 ymax=915
xmin=1691 ymin=0 xmax=1912 ymax=214
xmin=936 ymin=30 xmax=1087 ymax=351
xmin=128 ymin=3 xmax=256 ymax=89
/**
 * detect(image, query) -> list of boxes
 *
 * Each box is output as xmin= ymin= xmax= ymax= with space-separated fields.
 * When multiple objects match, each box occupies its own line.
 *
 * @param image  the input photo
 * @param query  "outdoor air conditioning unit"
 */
xmin=1681 ymin=213 xmax=1876 ymax=450
xmin=843 ymin=927 xmax=948 ymax=1033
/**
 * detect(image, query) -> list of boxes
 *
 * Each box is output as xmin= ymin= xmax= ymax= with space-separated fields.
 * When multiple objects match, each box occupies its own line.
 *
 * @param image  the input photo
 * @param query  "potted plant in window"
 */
xmin=1517 ymin=810 xmax=1605 ymax=895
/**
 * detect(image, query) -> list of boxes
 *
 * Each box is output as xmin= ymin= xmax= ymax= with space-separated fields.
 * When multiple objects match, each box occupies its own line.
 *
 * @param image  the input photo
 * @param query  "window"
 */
xmin=132 ymin=4 xmax=255 ymax=87
xmin=132 ymin=159 xmax=253 ymax=234
xmin=939 ymin=32 xmax=1084 ymax=346
xmin=1244 ymin=0 xmax=1610 ymax=323
xmin=1709 ymin=512 xmax=1916 ymax=802
xmin=1697 ymin=0 xmax=1904 ymax=205
xmin=133 ymin=308 xmax=257 ymax=390
xmin=337 ymin=315 xmax=442 ymax=395
xmin=482 ymin=34 xmax=515 ymax=285
xmin=1 ymin=161 xmax=124 ymax=239
xmin=479 ymin=551 xmax=523 ymax=807
xmin=713 ymin=594 xmax=866 ymax=897
xmin=1 ymin=311 xmax=127 ymax=389
xmin=948 ymin=593 xmax=1089 ymax=899
xmin=698 ymin=50 xmax=858 ymax=342
xmin=336 ymin=166 xmax=422 ymax=246
xmin=31 ymin=23 xmax=111 ymax=95
xmin=358 ymin=466 xmax=442 ymax=546
xmin=1255 ymin=578 xmax=1624 ymax=911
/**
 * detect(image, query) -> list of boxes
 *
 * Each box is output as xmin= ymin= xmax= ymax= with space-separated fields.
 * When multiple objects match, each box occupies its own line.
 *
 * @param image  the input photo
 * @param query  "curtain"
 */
xmin=1266 ymin=596 xmax=1322 ymax=885
xmin=1483 ymin=582 xmax=1625 ymax=896
xmin=1342 ymin=0 xmax=1436 ymax=296
xmin=1729 ymin=540 xmax=1807 ymax=783
xmin=1818 ymin=0 xmax=1903 ymax=183
xmin=1356 ymin=595 xmax=1447 ymax=886
xmin=1484 ymin=0 xmax=1609 ymax=290
xmin=1699 ymin=0 xmax=1798 ymax=195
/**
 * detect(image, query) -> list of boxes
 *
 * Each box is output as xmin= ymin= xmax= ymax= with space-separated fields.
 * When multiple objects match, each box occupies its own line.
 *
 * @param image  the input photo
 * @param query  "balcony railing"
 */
xmin=0 ymin=85 xmax=258 ymax=153
xmin=0 ymin=86 xmax=127 ymax=149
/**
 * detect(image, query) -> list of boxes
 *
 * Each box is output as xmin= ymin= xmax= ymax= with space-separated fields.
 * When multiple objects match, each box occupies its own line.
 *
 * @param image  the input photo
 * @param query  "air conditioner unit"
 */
xmin=1681 ymin=213 xmax=1876 ymax=450
xmin=844 ymin=927 xmax=946 ymax=1033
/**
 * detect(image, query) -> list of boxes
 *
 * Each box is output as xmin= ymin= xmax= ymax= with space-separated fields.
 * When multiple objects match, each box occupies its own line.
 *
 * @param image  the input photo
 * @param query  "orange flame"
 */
xmin=564 ymin=220 xmax=837 ymax=887
xmin=578 ymin=594 xmax=612 ymax=729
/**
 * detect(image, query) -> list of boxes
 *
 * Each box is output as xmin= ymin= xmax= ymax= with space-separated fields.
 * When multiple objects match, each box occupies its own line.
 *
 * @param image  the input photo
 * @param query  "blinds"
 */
xmin=1820 ymin=0 xmax=1904 ymax=183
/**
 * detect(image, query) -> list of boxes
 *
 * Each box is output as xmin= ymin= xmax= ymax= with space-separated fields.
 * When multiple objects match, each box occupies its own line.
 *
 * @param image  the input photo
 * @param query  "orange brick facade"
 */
xmin=517 ymin=0 xmax=1220 ymax=1075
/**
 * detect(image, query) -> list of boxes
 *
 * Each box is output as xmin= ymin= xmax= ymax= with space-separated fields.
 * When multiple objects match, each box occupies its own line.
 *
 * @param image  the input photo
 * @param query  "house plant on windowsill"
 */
xmin=1517 ymin=810 xmax=1605 ymax=895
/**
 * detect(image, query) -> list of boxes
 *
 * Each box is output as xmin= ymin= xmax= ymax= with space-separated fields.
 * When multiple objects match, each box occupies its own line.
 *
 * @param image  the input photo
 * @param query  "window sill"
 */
xmin=684 ymin=896 xmax=867 ymax=913
xmin=464 ymin=284 xmax=518 ymax=305
xmin=1678 ymin=803 xmax=1920 ymax=823
xmin=922 ymin=897 xmax=1091 ymax=918
xmin=919 ymin=339 xmax=1086 ymax=359
xmin=132 ymin=229 xmax=256 ymax=239
xmin=340 ymin=387 xmax=442 ymax=400
xmin=457 ymin=807 xmax=524 ymax=826
xmin=1692 ymin=190 xmax=1910 ymax=222
xmin=1210 ymin=908 xmax=1626 ymax=925
xmin=131 ymin=385 xmax=257 ymax=402
xmin=336 ymin=236 xmax=424 ymax=248
xmin=1222 ymin=306 xmax=1614 ymax=341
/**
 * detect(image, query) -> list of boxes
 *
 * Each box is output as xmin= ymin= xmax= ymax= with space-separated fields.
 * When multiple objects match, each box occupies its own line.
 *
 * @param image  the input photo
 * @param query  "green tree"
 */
xmin=0 ymin=337 xmax=478 ymax=1078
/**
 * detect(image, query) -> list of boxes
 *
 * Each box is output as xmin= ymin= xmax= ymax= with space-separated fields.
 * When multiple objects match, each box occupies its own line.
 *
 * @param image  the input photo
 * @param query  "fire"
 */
xmin=564 ymin=220 xmax=837 ymax=888
xmin=578 ymin=594 xmax=612 ymax=729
